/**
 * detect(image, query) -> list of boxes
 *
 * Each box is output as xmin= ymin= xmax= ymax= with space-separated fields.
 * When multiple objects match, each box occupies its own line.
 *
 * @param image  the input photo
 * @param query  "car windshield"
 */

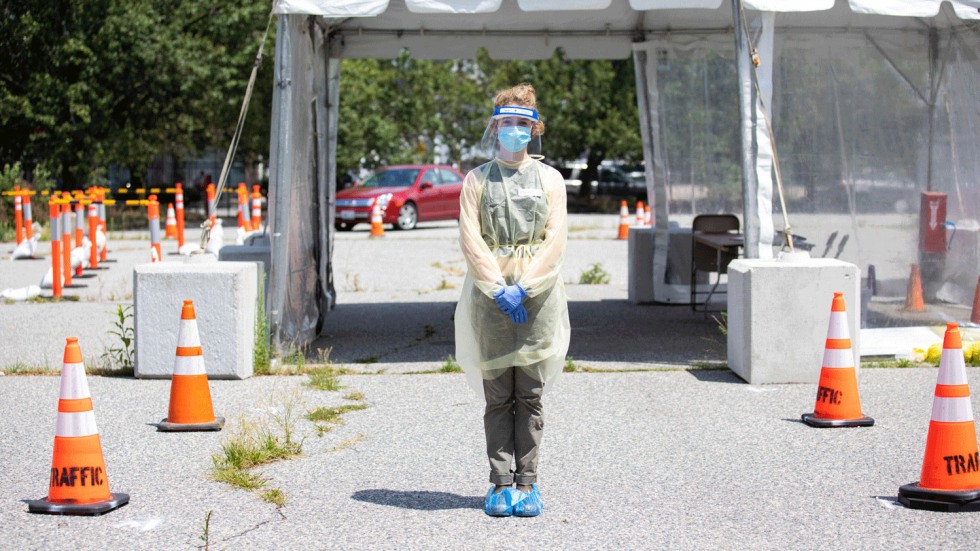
xmin=358 ymin=168 xmax=420 ymax=188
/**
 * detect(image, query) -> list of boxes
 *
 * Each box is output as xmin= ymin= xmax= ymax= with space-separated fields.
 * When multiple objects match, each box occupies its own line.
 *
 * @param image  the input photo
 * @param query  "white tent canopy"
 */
xmin=266 ymin=0 xmax=980 ymax=346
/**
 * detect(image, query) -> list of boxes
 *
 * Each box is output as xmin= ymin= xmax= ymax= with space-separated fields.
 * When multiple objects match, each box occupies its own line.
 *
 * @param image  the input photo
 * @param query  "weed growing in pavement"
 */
xmin=98 ymin=304 xmax=134 ymax=374
xmin=199 ymin=509 xmax=214 ymax=551
xmin=211 ymin=391 xmax=304 ymax=499
xmin=260 ymin=488 xmax=287 ymax=507
xmin=306 ymin=404 xmax=369 ymax=436
xmin=578 ymin=262 xmax=611 ymax=285
xmin=440 ymin=355 xmax=462 ymax=373
xmin=306 ymin=366 xmax=343 ymax=391
xmin=0 ymin=362 xmax=52 ymax=375
xmin=344 ymin=391 xmax=366 ymax=401
xmin=355 ymin=355 xmax=379 ymax=364
xmin=436 ymin=278 xmax=457 ymax=290
xmin=423 ymin=324 xmax=436 ymax=338
xmin=332 ymin=434 xmax=366 ymax=452
xmin=563 ymin=356 xmax=578 ymax=372
xmin=432 ymin=261 xmax=465 ymax=277
xmin=254 ymin=278 xmax=270 ymax=375
xmin=711 ymin=312 xmax=728 ymax=336
xmin=26 ymin=295 xmax=80 ymax=303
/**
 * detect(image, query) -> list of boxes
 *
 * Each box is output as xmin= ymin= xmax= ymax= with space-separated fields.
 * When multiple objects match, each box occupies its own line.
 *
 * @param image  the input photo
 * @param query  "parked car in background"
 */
xmin=334 ymin=164 xmax=465 ymax=231
xmin=595 ymin=163 xmax=647 ymax=199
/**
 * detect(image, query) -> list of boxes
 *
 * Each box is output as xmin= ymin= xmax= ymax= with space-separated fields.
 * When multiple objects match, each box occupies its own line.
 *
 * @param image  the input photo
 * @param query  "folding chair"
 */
xmin=691 ymin=214 xmax=741 ymax=312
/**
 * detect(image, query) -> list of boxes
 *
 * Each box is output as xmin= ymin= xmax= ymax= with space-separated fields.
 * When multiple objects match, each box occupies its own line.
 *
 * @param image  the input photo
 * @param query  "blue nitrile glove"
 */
xmin=494 ymin=284 xmax=527 ymax=315
xmin=509 ymin=304 xmax=528 ymax=324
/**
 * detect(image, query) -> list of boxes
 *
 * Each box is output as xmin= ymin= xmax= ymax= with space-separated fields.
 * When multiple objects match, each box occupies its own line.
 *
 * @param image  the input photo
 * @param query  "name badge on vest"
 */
xmin=518 ymin=188 xmax=543 ymax=198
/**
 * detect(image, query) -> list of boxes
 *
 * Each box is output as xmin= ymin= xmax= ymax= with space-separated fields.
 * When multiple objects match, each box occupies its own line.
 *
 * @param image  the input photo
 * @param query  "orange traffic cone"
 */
xmin=644 ymin=204 xmax=652 ymax=227
xmin=970 ymin=275 xmax=980 ymax=326
xmin=802 ymin=292 xmax=874 ymax=428
xmin=157 ymin=300 xmax=224 ymax=432
xmin=616 ymin=200 xmax=629 ymax=240
xmin=634 ymin=200 xmax=645 ymax=227
xmin=27 ymin=337 xmax=129 ymax=515
xmin=369 ymin=198 xmax=385 ymax=238
xmin=898 ymin=322 xmax=980 ymax=512
xmin=164 ymin=203 xmax=177 ymax=239
xmin=905 ymin=263 xmax=925 ymax=312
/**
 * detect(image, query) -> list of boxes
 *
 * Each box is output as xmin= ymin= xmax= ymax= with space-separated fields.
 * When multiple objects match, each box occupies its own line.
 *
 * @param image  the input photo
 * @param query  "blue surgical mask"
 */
xmin=497 ymin=126 xmax=532 ymax=153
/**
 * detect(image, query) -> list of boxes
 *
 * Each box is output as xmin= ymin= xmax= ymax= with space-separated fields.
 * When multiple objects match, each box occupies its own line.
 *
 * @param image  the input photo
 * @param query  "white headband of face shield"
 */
xmin=481 ymin=105 xmax=542 ymax=158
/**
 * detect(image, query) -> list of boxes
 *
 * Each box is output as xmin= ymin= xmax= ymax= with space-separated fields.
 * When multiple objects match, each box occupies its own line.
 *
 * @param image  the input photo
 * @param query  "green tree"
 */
xmin=0 ymin=1 xmax=273 ymax=187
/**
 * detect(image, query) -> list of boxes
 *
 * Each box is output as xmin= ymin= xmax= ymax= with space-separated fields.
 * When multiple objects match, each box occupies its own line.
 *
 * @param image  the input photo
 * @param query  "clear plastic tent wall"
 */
xmin=637 ymin=13 xmax=980 ymax=327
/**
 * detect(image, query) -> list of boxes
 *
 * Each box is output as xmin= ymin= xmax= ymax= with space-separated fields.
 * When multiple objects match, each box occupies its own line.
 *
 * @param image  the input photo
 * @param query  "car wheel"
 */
xmin=394 ymin=202 xmax=417 ymax=231
xmin=334 ymin=223 xmax=354 ymax=232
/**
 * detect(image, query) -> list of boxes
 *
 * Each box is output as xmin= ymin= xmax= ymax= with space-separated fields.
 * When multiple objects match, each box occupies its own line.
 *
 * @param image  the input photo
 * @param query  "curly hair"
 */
xmin=492 ymin=82 xmax=545 ymax=136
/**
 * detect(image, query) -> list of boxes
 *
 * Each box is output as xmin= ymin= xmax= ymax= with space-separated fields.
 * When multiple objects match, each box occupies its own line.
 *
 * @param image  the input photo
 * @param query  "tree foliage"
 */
xmin=0 ymin=0 xmax=273 ymax=187
xmin=337 ymin=49 xmax=642 ymax=183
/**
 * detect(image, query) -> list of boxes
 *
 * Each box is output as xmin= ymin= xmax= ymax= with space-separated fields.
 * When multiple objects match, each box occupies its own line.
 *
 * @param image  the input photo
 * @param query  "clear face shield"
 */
xmin=480 ymin=106 xmax=543 ymax=159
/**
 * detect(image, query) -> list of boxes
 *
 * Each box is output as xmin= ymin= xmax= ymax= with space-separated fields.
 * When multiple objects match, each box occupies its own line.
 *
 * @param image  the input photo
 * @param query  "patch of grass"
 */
xmin=306 ymin=404 xmax=368 ymax=424
xmin=440 ymin=356 xmax=462 ymax=373
xmin=212 ymin=465 xmax=268 ymax=490
xmin=344 ymin=391 xmax=366 ymax=401
xmin=436 ymin=278 xmax=457 ymax=290
xmin=568 ymin=224 xmax=602 ymax=233
xmin=26 ymin=295 xmax=81 ymax=303
xmin=687 ymin=362 xmax=729 ymax=370
xmin=307 ymin=366 xmax=343 ymax=391
xmin=306 ymin=404 xmax=368 ymax=437
xmin=1 ymin=362 xmax=53 ymax=375
xmin=432 ymin=261 xmax=464 ymax=277
xmin=578 ymin=262 xmax=611 ymax=285
xmin=85 ymin=363 xmax=134 ymax=377
xmin=254 ymin=278 xmax=270 ymax=375
xmin=210 ymin=391 xmax=304 ymax=499
xmin=332 ymin=434 xmax=366 ymax=452
xmin=863 ymin=358 xmax=923 ymax=368
xmin=563 ymin=356 xmax=578 ymax=372
xmin=260 ymin=488 xmax=287 ymax=507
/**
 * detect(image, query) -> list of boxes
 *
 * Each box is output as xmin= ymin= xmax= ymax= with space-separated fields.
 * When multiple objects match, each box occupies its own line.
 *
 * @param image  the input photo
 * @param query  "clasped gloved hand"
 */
xmin=494 ymin=284 xmax=527 ymax=315
xmin=509 ymin=304 xmax=528 ymax=324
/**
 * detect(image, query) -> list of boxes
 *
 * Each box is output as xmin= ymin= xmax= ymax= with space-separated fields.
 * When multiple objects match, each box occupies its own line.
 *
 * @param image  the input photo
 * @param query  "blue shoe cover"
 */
xmin=512 ymin=484 xmax=543 ymax=517
xmin=484 ymin=487 xmax=511 ymax=517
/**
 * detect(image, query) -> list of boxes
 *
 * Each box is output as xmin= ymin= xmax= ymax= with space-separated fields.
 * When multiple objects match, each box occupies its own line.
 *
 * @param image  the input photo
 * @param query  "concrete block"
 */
xmin=134 ymin=255 xmax=257 ymax=379
xmin=727 ymin=256 xmax=860 ymax=384
xmin=628 ymin=227 xmax=654 ymax=304
xmin=218 ymin=239 xmax=270 ymax=300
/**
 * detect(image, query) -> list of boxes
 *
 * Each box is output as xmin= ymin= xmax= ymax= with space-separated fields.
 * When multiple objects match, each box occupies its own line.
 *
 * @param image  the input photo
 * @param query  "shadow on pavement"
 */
xmin=314 ymin=299 xmax=725 ymax=365
xmin=351 ymin=489 xmax=481 ymax=510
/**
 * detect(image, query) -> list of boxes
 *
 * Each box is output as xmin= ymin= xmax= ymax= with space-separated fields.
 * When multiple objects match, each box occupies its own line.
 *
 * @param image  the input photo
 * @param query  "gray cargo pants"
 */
xmin=483 ymin=366 xmax=544 ymax=486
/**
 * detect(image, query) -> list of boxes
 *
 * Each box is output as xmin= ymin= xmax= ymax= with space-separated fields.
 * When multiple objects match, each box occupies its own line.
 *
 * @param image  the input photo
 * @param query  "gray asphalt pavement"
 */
xmin=1 ymin=214 xmax=979 ymax=549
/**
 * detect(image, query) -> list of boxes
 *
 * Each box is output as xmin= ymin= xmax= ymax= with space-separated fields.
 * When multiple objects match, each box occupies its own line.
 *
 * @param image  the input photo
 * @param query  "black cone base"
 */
xmin=157 ymin=416 xmax=225 ymax=432
xmin=27 ymin=492 xmax=129 ymax=516
xmin=801 ymin=413 xmax=874 ymax=428
xmin=898 ymin=483 xmax=980 ymax=512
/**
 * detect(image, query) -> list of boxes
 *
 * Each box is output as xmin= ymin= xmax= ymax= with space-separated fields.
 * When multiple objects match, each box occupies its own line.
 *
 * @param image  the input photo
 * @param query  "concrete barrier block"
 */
xmin=134 ymin=255 xmax=257 ymax=379
xmin=628 ymin=227 xmax=654 ymax=304
xmin=727 ymin=257 xmax=860 ymax=384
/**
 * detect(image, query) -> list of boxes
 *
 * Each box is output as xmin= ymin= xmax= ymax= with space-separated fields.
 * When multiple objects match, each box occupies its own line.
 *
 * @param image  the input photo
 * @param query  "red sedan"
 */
xmin=334 ymin=164 xmax=465 ymax=231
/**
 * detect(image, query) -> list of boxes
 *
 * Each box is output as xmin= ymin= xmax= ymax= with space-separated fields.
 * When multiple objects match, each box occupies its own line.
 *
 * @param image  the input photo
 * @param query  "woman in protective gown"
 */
xmin=455 ymin=83 xmax=570 ymax=517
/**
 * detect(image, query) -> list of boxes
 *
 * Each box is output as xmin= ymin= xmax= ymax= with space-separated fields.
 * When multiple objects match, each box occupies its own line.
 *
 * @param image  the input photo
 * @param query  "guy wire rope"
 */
xmin=199 ymin=11 xmax=275 ymax=251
